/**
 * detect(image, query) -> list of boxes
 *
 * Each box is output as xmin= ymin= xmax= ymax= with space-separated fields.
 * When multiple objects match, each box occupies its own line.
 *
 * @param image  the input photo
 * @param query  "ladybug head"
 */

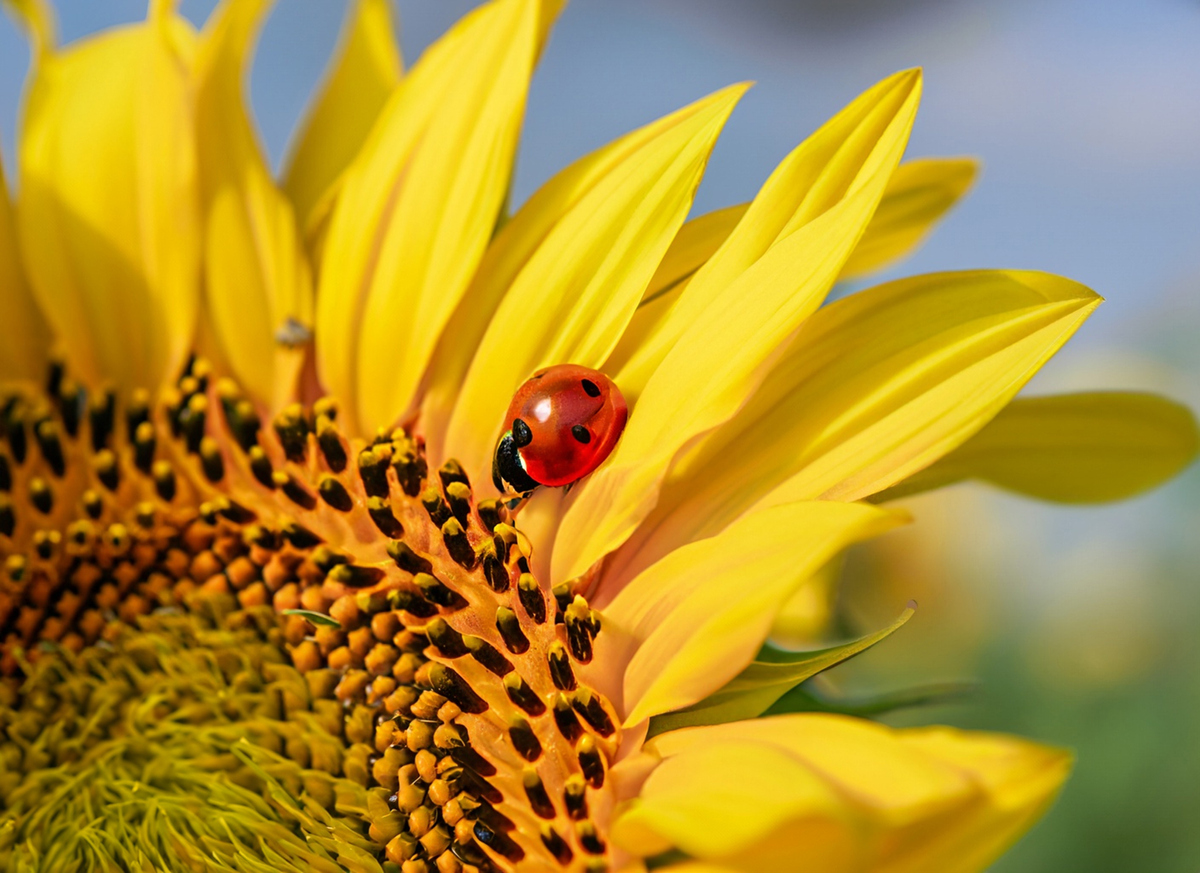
xmin=492 ymin=419 xmax=540 ymax=495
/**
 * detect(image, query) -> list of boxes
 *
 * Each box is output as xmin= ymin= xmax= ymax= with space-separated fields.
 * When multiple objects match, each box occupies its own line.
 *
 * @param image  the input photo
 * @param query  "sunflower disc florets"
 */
xmin=0 ymin=361 xmax=618 ymax=871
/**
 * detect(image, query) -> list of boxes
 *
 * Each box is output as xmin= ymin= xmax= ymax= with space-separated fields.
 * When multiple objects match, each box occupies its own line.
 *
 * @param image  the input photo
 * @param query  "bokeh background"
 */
xmin=2 ymin=1 xmax=1198 ymax=870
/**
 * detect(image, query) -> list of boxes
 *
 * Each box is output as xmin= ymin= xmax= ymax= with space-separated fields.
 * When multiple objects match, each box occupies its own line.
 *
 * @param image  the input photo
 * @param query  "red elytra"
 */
xmin=495 ymin=364 xmax=628 ymax=490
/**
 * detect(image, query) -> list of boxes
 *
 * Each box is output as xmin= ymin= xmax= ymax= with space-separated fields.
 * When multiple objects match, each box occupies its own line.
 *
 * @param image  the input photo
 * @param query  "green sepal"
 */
xmin=765 ymin=677 xmax=977 ymax=718
xmin=647 ymin=605 xmax=915 ymax=738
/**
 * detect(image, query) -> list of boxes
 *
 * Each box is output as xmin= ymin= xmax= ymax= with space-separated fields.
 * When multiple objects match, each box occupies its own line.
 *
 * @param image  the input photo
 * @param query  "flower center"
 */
xmin=0 ymin=361 xmax=619 ymax=872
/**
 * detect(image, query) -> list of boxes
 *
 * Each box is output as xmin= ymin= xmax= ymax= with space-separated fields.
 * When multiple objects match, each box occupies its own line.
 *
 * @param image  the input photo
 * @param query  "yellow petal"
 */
xmin=420 ymin=94 xmax=733 ymax=463
xmin=614 ymin=269 xmax=1101 ymax=580
xmin=648 ymin=606 xmax=914 ymax=735
xmin=281 ymin=0 xmax=401 ymax=235
xmin=297 ymin=0 xmax=565 ymax=273
xmin=839 ymin=157 xmax=978 ymax=280
xmin=709 ymin=270 xmax=1102 ymax=507
xmin=0 ymin=147 xmax=52 ymax=387
xmin=316 ymin=0 xmax=537 ymax=436
xmin=194 ymin=0 xmax=313 ymax=412
xmin=614 ymin=70 xmax=922 ymax=402
xmin=535 ymin=0 xmax=567 ymax=54
xmin=598 ymin=500 xmax=905 ymax=727
xmin=876 ymin=391 xmax=1199 ymax=503
xmin=16 ymin=6 xmax=200 ymax=397
xmin=2 ymin=0 xmax=56 ymax=57
xmin=614 ymin=714 xmax=1072 ymax=873
xmin=614 ymin=740 xmax=846 ymax=863
xmin=553 ymin=69 xmax=922 ymax=584
xmin=442 ymin=84 xmax=748 ymax=483
xmin=608 ymin=156 xmax=977 ymax=377
xmin=643 ymin=203 xmax=750 ymax=304
xmin=604 ymin=203 xmax=748 ymax=377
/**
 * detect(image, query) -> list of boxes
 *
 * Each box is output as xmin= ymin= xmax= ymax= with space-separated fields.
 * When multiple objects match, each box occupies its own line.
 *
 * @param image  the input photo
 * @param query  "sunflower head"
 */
xmin=0 ymin=359 xmax=623 ymax=869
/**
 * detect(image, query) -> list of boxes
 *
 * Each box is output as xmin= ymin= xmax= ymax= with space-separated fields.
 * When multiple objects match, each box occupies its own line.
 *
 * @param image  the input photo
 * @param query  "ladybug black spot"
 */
xmin=571 ymin=425 xmax=591 ymax=444
xmin=512 ymin=418 xmax=533 ymax=448
xmin=581 ymin=379 xmax=601 ymax=398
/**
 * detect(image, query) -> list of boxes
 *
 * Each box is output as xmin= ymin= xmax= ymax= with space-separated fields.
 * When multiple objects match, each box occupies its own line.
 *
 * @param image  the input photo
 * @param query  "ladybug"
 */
xmin=492 ymin=364 xmax=628 ymax=495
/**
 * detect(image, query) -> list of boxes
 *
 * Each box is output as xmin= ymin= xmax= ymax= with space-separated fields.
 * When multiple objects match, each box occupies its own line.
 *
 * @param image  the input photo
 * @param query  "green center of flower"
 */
xmin=0 ymin=361 xmax=618 ymax=873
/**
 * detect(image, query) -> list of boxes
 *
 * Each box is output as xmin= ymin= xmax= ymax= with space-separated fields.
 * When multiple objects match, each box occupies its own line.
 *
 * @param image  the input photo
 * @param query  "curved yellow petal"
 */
xmin=297 ymin=0 xmax=564 ymax=273
xmin=839 ymin=157 xmax=978 ymax=281
xmin=615 ymin=714 xmax=1072 ymax=873
xmin=553 ymin=69 xmax=922 ymax=584
xmin=711 ymin=270 xmax=1102 ymax=507
xmin=2 ymin=0 xmax=55 ymax=57
xmin=194 ymin=0 xmax=313 ymax=412
xmin=442 ymin=84 xmax=748 ymax=484
xmin=642 ymin=203 xmax=750 ymax=305
xmin=614 ymin=70 xmax=922 ymax=402
xmin=316 ymin=0 xmax=537 ymax=436
xmin=614 ymin=270 xmax=1101 ymax=580
xmin=16 ymin=7 xmax=200 ymax=397
xmin=598 ymin=500 xmax=905 ymax=727
xmin=615 ymin=741 xmax=846 ymax=863
xmin=281 ymin=0 xmax=401 ymax=236
xmin=421 ymin=91 xmax=732 ymax=463
xmin=876 ymin=391 xmax=1199 ymax=503
xmin=608 ymin=156 xmax=977 ymax=377
xmin=604 ymin=203 xmax=748 ymax=377
xmin=0 ymin=149 xmax=52 ymax=388
xmin=535 ymin=0 xmax=567 ymax=54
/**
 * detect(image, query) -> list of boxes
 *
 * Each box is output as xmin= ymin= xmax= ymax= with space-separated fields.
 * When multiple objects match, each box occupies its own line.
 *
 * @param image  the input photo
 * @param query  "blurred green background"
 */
xmin=2 ymin=1 xmax=1198 ymax=870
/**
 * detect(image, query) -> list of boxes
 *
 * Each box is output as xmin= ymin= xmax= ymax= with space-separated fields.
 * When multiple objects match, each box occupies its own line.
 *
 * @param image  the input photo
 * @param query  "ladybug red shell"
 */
xmin=492 ymin=364 xmax=628 ymax=494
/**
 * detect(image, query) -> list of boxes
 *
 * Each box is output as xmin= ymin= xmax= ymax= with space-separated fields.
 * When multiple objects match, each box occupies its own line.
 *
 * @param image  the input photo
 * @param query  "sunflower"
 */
xmin=0 ymin=1 xmax=1195 ymax=872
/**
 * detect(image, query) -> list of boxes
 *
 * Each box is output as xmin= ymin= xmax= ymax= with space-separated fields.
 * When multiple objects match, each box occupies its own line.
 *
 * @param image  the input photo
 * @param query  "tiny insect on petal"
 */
xmin=493 ymin=364 xmax=628 ymax=494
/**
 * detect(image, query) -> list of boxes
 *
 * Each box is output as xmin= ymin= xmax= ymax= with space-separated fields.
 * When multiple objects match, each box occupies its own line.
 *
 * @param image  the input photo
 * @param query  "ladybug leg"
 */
xmin=504 ymin=492 xmax=533 ymax=514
